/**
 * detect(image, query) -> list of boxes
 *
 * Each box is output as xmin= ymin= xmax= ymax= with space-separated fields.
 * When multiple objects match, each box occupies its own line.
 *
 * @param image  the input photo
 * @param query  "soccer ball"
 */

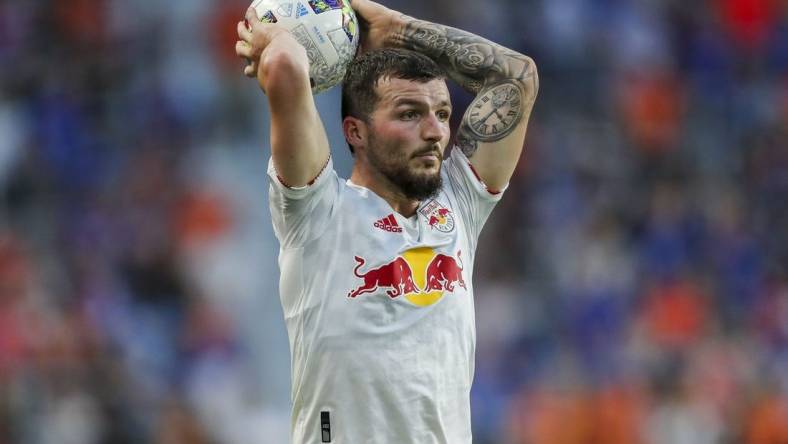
xmin=250 ymin=0 xmax=359 ymax=94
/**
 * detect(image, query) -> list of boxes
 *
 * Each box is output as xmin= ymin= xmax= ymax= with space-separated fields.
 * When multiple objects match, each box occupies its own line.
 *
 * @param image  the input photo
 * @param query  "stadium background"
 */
xmin=1 ymin=0 xmax=787 ymax=442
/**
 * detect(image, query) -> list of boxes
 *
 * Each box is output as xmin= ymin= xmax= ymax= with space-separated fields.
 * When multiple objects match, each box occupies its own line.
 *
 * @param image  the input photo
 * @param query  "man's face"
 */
xmin=364 ymin=77 xmax=452 ymax=200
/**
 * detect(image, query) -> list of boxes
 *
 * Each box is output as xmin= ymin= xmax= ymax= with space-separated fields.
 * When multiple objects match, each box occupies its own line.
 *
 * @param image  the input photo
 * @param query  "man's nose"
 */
xmin=421 ymin=114 xmax=447 ymax=142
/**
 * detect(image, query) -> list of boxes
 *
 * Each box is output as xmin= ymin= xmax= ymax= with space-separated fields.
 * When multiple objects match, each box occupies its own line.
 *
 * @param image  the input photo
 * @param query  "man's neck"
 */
xmin=350 ymin=166 xmax=420 ymax=218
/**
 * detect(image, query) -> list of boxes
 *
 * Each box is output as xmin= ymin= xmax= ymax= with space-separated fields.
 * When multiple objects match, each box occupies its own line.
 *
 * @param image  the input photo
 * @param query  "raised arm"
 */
xmin=236 ymin=8 xmax=330 ymax=188
xmin=352 ymin=0 xmax=538 ymax=192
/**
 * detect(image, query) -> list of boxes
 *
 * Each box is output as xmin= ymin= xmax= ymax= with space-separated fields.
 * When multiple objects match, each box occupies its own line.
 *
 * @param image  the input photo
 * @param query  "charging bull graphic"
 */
xmin=424 ymin=251 xmax=465 ymax=292
xmin=348 ymin=248 xmax=465 ymax=307
xmin=348 ymin=256 xmax=419 ymax=299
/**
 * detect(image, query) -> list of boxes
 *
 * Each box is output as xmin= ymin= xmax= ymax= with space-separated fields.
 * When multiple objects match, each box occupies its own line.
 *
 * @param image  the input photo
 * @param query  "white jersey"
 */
xmin=268 ymin=148 xmax=505 ymax=444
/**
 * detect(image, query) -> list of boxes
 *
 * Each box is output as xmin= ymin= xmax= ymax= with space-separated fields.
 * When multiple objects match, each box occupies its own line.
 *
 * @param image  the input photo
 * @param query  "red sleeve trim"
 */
xmin=467 ymin=162 xmax=502 ymax=195
xmin=276 ymin=156 xmax=331 ymax=189
xmin=276 ymin=174 xmax=293 ymax=188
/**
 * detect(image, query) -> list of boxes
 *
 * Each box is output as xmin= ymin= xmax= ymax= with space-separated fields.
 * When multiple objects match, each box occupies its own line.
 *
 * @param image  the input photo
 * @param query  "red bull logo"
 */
xmin=348 ymin=248 xmax=465 ymax=307
xmin=424 ymin=252 xmax=466 ymax=292
xmin=420 ymin=200 xmax=455 ymax=233
xmin=347 ymin=256 xmax=419 ymax=298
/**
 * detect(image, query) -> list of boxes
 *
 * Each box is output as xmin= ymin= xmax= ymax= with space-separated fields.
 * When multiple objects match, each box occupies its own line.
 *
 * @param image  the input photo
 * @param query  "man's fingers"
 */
xmin=245 ymin=7 xmax=260 ymax=25
xmin=349 ymin=0 xmax=383 ymax=17
xmin=244 ymin=61 xmax=258 ymax=78
xmin=350 ymin=0 xmax=370 ymax=17
xmin=236 ymin=41 xmax=254 ymax=59
xmin=237 ymin=20 xmax=253 ymax=42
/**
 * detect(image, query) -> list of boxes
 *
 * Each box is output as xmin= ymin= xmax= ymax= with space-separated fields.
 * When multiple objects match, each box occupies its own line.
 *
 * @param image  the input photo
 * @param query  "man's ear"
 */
xmin=343 ymin=116 xmax=367 ymax=153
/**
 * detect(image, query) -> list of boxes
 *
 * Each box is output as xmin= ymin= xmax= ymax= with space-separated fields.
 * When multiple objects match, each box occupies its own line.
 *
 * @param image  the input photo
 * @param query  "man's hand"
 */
xmin=235 ymin=7 xmax=291 ymax=81
xmin=350 ymin=0 xmax=404 ymax=54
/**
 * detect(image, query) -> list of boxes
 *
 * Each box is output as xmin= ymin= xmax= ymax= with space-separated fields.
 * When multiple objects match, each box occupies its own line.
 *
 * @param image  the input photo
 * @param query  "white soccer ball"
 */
xmin=250 ymin=0 xmax=360 ymax=94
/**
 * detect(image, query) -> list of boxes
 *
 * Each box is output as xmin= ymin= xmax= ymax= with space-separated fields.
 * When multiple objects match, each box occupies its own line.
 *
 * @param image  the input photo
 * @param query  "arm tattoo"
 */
xmin=458 ymin=80 xmax=525 ymax=156
xmin=391 ymin=17 xmax=537 ymax=95
xmin=391 ymin=17 xmax=538 ymax=157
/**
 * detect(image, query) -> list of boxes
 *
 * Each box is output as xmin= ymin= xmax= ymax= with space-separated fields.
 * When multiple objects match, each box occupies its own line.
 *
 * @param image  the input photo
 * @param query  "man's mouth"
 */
xmin=413 ymin=149 xmax=442 ymax=161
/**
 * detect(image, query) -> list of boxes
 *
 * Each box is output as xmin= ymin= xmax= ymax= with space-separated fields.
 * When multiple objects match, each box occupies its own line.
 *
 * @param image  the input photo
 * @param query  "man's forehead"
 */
xmin=375 ymin=77 xmax=451 ymax=107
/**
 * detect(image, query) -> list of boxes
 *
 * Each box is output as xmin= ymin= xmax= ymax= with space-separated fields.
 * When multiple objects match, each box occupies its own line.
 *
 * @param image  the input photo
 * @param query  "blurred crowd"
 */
xmin=1 ymin=0 xmax=787 ymax=443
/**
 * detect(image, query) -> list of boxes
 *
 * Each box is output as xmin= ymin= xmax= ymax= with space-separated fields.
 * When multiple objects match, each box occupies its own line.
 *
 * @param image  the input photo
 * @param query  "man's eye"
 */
xmin=401 ymin=110 xmax=418 ymax=119
xmin=437 ymin=111 xmax=451 ymax=121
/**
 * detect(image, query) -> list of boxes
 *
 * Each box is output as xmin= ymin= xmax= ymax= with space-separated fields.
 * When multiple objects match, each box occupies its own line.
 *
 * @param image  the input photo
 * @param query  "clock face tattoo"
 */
xmin=466 ymin=81 xmax=524 ymax=142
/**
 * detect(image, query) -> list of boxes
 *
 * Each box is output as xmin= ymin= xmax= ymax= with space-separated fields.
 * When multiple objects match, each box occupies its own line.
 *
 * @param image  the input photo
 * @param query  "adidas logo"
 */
xmin=374 ymin=214 xmax=402 ymax=233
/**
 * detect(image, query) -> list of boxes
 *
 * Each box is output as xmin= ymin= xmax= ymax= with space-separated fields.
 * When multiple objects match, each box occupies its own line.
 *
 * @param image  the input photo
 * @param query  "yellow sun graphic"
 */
xmin=401 ymin=247 xmax=444 ymax=307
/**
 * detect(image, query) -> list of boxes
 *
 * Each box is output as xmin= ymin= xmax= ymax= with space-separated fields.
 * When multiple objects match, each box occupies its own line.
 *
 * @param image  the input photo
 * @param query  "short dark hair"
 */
xmin=341 ymin=49 xmax=445 ymax=152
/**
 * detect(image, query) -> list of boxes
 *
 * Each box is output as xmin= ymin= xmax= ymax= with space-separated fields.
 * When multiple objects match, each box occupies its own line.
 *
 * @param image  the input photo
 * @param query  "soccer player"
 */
xmin=235 ymin=0 xmax=537 ymax=442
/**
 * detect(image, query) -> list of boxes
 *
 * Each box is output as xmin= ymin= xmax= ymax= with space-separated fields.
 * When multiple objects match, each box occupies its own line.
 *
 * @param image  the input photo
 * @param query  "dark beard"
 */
xmin=381 ymin=160 xmax=443 ymax=201
xmin=366 ymin=137 xmax=443 ymax=201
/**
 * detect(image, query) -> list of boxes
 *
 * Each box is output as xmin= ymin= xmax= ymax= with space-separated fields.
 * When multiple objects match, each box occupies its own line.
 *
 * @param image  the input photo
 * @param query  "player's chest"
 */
xmin=336 ymin=196 xmax=469 ymax=307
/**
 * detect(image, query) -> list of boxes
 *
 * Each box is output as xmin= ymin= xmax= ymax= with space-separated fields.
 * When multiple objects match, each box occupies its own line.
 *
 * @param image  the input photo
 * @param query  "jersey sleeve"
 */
xmin=268 ymin=155 xmax=339 ymax=249
xmin=442 ymin=147 xmax=508 ymax=243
